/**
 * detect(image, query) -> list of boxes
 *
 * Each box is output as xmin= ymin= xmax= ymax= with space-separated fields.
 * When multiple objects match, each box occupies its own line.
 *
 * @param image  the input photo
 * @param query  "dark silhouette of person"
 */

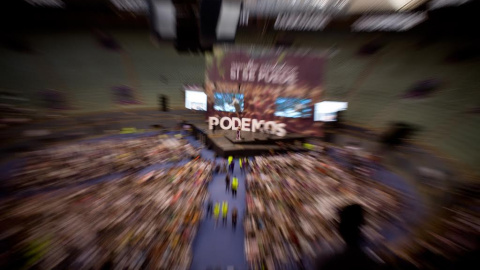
xmin=225 ymin=174 xmax=231 ymax=192
xmin=212 ymin=122 xmax=217 ymax=134
xmin=206 ymin=200 xmax=213 ymax=218
xmin=212 ymin=114 xmax=220 ymax=134
xmin=160 ymin=94 xmax=168 ymax=111
xmin=232 ymin=207 xmax=238 ymax=231
xmin=229 ymin=160 xmax=235 ymax=173
xmin=315 ymin=204 xmax=380 ymax=270
xmin=100 ymin=257 xmax=114 ymax=270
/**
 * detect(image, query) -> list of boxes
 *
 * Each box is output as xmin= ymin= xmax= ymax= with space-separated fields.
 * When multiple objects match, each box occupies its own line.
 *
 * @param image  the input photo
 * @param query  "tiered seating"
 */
xmin=0 ymin=90 xmax=36 ymax=127
xmin=1 ymin=29 xmax=478 ymax=176
xmin=112 ymin=31 xmax=205 ymax=109
xmin=425 ymin=115 xmax=480 ymax=172
xmin=0 ymin=30 xmax=206 ymax=113
xmin=0 ymin=47 xmax=45 ymax=107
xmin=32 ymin=32 xmax=126 ymax=112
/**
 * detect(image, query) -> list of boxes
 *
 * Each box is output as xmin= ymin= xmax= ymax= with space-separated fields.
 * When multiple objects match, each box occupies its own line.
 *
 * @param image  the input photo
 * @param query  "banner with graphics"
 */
xmin=205 ymin=46 xmax=325 ymax=136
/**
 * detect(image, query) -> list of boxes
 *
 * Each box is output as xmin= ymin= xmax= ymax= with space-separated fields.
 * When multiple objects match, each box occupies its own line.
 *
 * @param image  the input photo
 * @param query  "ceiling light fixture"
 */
xmin=352 ymin=12 xmax=427 ymax=32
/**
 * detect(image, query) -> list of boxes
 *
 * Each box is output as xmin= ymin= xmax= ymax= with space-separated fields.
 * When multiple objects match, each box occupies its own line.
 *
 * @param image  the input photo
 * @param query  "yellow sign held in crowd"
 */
xmin=120 ymin=127 xmax=146 ymax=134
xmin=303 ymin=143 xmax=314 ymax=150
xmin=120 ymin=127 xmax=137 ymax=134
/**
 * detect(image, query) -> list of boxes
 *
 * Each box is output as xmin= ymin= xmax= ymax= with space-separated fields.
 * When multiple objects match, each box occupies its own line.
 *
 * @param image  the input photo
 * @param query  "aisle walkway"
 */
xmin=191 ymin=158 xmax=248 ymax=270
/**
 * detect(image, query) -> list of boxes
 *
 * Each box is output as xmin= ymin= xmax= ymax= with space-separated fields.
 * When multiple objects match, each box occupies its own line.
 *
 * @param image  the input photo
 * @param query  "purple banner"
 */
xmin=206 ymin=47 xmax=325 ymax=136
xmin=207 ymin=48 xmax=324 ymax=88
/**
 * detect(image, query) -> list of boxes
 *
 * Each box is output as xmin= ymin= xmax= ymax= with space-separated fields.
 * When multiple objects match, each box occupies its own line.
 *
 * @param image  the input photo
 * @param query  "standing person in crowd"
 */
xmin=232 ymin=207 xmax=238 ymax=231
xmin=225 ymin=174 xmax=231 ymax=193
xmin=230 ymin=160 xmax=235 ymax=173
xmin=221 ymin=160 xmax=226 ymax=173
xmin=232 ymin=176 xmax=238 ymax=198
xmin=214 ymin=202 xmax=220 ymax=228
xmin=212 ymin=122 xmax=217 ymax=134
xmin=212 ymin=114 xmax=220 ymax=134
xmin=222 ymin=201 xmax=229 ymax=226
xmin=206 ymin=200 xmax=213 ymax=218
xmin=236 ymin=126 xmax=242 ymax=140
xmin=239 ymin=158 xmax=243 ymax=174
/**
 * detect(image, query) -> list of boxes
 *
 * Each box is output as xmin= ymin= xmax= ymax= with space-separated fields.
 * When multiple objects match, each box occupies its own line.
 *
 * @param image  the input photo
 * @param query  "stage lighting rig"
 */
xmin=243 ymin=0 xmax=351 ymax=16
xmin=24 ymin=0 xmax=65 ymax=8
xmin=110 ymin=0 xmax=149 ymax=13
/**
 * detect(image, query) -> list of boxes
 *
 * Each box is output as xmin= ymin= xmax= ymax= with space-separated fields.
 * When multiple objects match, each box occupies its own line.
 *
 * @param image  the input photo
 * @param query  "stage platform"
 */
xmin=191 ymin=124 xmax=310 ymax=157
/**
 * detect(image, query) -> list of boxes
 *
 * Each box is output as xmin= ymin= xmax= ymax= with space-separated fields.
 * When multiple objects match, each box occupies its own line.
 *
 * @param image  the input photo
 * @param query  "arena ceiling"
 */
xmin=3 ymin=0 xmax=477 ymax=36
xmin=11 ymin=0 xmax=470 ymax=14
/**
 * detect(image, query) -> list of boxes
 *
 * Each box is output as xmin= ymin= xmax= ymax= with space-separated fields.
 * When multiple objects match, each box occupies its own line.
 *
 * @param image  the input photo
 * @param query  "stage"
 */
xmin=191 ymin=124 xmax=310 ymax=157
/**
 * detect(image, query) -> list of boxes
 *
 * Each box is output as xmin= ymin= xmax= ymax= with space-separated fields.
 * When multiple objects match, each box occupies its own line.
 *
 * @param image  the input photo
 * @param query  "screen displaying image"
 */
xmin=274 ymin=97 xmax=312 ymax=118
xmin=213 ymin=93 xmax=244 ymax=112
xmin=314 ymin=101 xmax=348 ymax=122
xmin=185 ymin=90 xmax=207 ymax=111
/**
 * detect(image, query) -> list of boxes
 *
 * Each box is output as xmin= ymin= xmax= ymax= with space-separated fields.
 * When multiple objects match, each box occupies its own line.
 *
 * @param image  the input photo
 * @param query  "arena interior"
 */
xmin=0 ymin=1 xmax=479 ymax=270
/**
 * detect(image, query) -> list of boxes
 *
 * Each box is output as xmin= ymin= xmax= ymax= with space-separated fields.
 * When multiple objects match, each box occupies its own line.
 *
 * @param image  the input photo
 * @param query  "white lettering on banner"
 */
xmin=231 ymin=117 xmax=241 ymax=130
xmin=275 ymin=123 xmax=287 ymax=137
xmin=230 ymin=68 xmax=240 ymax=80
xmin=264 ymin=121 xmax=276 ymax=133
xmin=208 ymin=117 xmax=219 ymax=130
xmin=251 ymin=119 xmax=265 ymax=132
xmin=241 ymin=118 xmax=251 ymax=131
xmin=230 ymin=61 xmax=298 ymax=85
xmin=209 ymin=117 xmax=287 ymax=137
xmin=257 ymin=66 xmax=298 ymax=85
xmin=220 ymin=117 xmax=232 ymax=130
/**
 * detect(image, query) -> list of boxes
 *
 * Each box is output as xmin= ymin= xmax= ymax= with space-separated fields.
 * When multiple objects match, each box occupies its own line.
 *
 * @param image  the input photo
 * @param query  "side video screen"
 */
xmin=185 ymin=90 xmax=207 ymax=111
xmin=314 ymin=101 xmax=348 ymax=122
xmin=274 ymin=97 xmax=312 ymax=118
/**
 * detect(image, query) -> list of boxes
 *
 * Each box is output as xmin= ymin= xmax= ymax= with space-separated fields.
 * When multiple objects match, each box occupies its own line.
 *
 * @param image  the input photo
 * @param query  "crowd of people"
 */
xmin=1 ymin=129 xmax=477 ymax=270
xmin=5 ymin=135 xmax=200 ymax=192
xmin=243 ymin=152 xmax=406 ymax=269
xmin=0 ymin=158 xmax=213 ymax=270
xmin=0 ymin=94 xmax=35 ymax=128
